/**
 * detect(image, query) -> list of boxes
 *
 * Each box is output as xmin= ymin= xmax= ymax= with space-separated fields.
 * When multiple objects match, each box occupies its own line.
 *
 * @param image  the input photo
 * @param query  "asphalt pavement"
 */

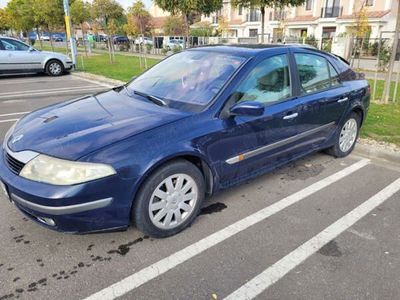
xmin=0 ymin=74 xmax=399 ymax=300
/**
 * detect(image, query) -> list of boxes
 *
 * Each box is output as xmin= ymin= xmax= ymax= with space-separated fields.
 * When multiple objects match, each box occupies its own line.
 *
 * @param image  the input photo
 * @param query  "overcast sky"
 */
xmin=0 ymin=0 xmax=152 ymax=9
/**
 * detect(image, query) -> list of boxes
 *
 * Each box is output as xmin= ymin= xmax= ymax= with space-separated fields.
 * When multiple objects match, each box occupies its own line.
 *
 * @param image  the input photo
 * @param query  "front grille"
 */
xmin=5 ymin=152 xmax=25 ymax=174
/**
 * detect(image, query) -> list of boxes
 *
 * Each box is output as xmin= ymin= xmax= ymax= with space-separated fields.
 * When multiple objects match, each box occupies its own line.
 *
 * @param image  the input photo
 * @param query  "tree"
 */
xmin=190 ymin=21 xmax=212 ymax=37
xmin=32 ymin=0 xmax=65 ymax=51
xmin=349 ymin=4 xmax=370 ymax=68
xmin=231 ymin=0 xmax=306 ymax=43
xmin=5 ymin=0 xmax=36 ymax=36
xmin=382 ymin=0 xmax=400 ymax=103
xmin=92 ymin=0 xmax=124 ymax=63
xmin=0 ymin=9 xmax=11 ymax=33
xmin=124 ymin=0 xmax=152 ymax=37
xmin=154 ymin=0 xmax=222 ymax=48
xmin=217 ymin=16 xmax=229 ymax=37
xmin=163 ymin=15 xmax=185 ymax=36
xmin=71 ymin=0 xmax=92 ymax=56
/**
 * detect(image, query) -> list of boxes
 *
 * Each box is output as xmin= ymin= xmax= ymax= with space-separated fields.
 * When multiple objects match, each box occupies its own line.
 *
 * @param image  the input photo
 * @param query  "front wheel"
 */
xmin=46 ymin=60 xmax=64 ymax=76
xmin=133 ymin=160 xmax=205 ymax=238
xmin=326 ymin=112 xmax=361 ymax=158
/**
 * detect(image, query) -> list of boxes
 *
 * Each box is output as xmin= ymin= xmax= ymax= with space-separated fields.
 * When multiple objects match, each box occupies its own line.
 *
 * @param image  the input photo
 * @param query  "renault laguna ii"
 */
xmin=0 ymin=45 xmax=370 ymax=237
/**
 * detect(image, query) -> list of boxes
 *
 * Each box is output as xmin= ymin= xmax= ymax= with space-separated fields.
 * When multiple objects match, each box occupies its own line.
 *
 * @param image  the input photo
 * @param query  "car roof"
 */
xmin=189 ymin=44 xmax=324 ymax=58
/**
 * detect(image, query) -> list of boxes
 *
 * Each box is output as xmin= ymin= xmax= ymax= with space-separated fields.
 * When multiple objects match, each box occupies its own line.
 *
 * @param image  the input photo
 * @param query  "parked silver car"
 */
xmin=0 ymin=37 xmax=73 ymax=76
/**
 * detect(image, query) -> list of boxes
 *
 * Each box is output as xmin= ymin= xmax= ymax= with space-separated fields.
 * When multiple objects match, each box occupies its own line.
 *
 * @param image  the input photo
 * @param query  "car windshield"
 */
xmin=128 ymin=51 xmax=246 ymax=110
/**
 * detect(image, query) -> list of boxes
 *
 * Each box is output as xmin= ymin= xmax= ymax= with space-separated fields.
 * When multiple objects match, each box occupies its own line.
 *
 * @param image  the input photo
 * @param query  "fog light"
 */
xmin=37 ymin=217 xmax=56 ymax=227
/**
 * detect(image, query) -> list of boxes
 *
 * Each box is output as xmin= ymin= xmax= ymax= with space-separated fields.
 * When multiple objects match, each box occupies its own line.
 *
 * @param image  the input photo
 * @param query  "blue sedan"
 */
xmin=0 ymin=45 xmax=370 ymax=237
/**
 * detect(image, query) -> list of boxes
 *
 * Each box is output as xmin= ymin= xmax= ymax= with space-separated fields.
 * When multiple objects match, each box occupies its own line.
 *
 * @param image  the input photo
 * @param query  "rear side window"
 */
xmin=294 ymin=53 xmax=340 ymax=95
xmin=329 ymin=63 xmax=340 ymax=86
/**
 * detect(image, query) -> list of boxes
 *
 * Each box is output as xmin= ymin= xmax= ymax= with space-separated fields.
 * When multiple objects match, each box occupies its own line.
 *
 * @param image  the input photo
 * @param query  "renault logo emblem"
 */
xmin=11 ymin=134 xmax=23 ymax=144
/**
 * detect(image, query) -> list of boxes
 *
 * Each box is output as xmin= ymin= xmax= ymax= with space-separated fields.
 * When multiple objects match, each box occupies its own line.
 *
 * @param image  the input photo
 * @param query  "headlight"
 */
xmin=20 ymin=154 xmax=116 ymax=185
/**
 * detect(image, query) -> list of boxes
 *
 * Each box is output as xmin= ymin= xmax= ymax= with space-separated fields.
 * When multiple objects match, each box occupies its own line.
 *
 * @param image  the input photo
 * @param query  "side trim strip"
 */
xmin=11 ymin=194 xmax=113 ymax=215
xmin=226 ymin=122 xmax=335 ymax=165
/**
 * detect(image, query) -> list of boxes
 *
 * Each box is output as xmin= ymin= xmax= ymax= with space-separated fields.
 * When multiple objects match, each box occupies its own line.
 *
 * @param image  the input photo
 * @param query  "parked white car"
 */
xmin=40 ymin=35 xmax=51 ymax=41
xmin=165 ymin=39 xmax=184 ymax=50
xmin=134 ymin=37 xmax=154 ymax=45
xmin=0 ymin=37 xmax=73 ymax=76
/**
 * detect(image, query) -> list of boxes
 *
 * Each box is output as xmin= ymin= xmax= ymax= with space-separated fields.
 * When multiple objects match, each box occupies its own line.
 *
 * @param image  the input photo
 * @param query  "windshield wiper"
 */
xmin=133 ymin=90 xmax=167 ymax=107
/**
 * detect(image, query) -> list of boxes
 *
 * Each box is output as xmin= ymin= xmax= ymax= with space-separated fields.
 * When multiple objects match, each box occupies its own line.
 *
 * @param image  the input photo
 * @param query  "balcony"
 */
xmin=320 ymin=6 xmax=343 ymax=18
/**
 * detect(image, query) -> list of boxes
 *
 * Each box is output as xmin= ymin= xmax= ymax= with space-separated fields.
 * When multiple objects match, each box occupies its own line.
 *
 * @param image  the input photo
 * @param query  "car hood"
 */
xmin=8 ymin=90 xmax=190 ymax=160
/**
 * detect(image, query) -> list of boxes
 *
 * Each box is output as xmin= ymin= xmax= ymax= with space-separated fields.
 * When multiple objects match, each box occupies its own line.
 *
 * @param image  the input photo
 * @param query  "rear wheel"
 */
xmin=46 ymin=60 xmax=64 ymax=76
xmin=133 ymin=160 xmax=205 ymax=238
xmin=326 ymin=112 xmax=361 ymax=158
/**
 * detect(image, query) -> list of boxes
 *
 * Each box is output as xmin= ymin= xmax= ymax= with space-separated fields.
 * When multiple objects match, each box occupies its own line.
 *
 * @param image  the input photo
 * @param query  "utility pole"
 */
xmin=382 ymin=0 xmax=400 ymax=103
xmin=63 ymin=0 xmax=77 ymax=68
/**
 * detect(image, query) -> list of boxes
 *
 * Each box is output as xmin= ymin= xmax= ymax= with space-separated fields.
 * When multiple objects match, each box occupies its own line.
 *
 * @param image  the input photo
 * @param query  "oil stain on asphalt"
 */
xmin=318 ymin=240 xmax=343 ymax=257
xmin=200 ymin=202 xmax=227 ymax=215
xmin=1 ymin=200 xmax=230 ymax=299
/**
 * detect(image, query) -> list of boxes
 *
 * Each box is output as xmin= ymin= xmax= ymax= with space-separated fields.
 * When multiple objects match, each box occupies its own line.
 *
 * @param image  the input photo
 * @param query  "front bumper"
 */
xmin=65 ymin=62 xmax=73 ymax=71
xmin=0 ymin=147 xmax=135 ymax=233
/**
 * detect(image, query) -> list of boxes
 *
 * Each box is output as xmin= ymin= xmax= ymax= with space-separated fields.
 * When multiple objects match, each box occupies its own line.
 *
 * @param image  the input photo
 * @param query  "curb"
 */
xmin=71 ymin=72 xmax=125 ymax=87
xmin=354 ymin=143 xmax=400 ymax=163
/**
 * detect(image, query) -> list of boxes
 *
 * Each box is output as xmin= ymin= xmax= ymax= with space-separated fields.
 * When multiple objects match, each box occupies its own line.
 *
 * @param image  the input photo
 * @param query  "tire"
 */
xmin=326 ymin=112 xmax=361 ymax=158
xmin=133 ymin=159 xmax=205 ymax=238
xmin=46 ymin=59 xmax=64 ymax=76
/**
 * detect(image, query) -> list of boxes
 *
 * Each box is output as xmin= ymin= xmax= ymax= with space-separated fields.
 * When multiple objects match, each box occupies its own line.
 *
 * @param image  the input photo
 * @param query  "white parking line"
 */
xmin=0 ymin=118 xmax=19 ymax=124
xmin=224 ymin=177 xmax=400 ymax=300
xmin=0 ymin=77 xmax=75 ymax=85
xmin=0 ymin=85 xmax=101 ymax=96
xmin=84 ymin=159 xmax=370 ymax=300
xmin=0 ymin=111 xmax=30 ymax=117
xmin=0 ymin=86 xmax=106 ymax=99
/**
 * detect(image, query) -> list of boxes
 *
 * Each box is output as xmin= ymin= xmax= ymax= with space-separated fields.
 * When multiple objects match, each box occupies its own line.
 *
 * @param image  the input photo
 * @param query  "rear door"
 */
xmin=290 ymin=50 xmax=350 ymax=149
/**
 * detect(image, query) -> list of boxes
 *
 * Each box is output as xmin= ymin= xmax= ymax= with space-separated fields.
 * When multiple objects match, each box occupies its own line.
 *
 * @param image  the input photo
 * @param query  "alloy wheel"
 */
xmin=148 ymin=173 xmax=198 ymax=230
xmin=49 ymin=62 xmax=62 ymax=75
xmin=339 ymin=118 xmax=358 ymax=153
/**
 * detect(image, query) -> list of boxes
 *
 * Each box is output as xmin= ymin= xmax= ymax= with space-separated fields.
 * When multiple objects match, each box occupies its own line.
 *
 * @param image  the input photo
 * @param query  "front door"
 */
xmin=0 ymin=38 xmax=39 ymax=72
xmin=211 ymin=52 xmax=303 ymax=186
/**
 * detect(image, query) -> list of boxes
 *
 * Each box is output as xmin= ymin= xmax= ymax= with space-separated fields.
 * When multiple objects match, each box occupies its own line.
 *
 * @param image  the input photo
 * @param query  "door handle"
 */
xmin=283 ymin=112 xmax=299 ymax=120
xmin=337 ymin=97 xmax=349 ymax=103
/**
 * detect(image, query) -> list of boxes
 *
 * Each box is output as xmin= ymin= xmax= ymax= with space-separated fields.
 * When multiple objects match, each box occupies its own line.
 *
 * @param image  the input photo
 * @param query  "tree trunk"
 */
xmin=49 ymin=29 xmax=54 ymax=52
xmin=81 ymin=23 xmax=88 ymax=57
xmin=36 ymin=28 xmax=43 ymax=49
xmin=260 ymin=6 xmax=265 ymax=44
xmin=184 ymin=13 xmax=189 ymax=49
xmin=382 ymin=1 xmax=400 ymax=103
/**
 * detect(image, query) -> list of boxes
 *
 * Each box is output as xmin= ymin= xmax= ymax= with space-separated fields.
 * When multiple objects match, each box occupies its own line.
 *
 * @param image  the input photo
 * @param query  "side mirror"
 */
xmin=28 ymin=47 xmax=36 ymax=52
xmin=229 ymin=101 xmax=264 ymax=117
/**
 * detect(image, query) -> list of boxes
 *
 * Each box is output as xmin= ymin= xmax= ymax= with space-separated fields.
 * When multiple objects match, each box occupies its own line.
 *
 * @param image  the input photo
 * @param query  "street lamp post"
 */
xmin=63 ymin=0 xmax=77 ymax=68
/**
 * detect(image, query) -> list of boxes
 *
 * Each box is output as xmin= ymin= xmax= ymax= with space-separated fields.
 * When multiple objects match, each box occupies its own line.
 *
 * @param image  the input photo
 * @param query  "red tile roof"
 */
xmin=337 ymin=10 xmax=391 ymax=20
xmin=152 ymin=17 xmax=168 ymax=29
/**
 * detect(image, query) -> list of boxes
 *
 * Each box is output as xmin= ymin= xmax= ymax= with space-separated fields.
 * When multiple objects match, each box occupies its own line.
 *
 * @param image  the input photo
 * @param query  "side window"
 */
xmin=232 ymin=54 xmax=291 ymax=105
xmin=329 ymin=62 xmax=340 ymax=86
xmin=295 ymin=53 xmax=332 ymax=94
xmin=0 ymin=40 xmax=4 ymax=51
xmin=1 ymin=39 xmax=30 ymax=51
